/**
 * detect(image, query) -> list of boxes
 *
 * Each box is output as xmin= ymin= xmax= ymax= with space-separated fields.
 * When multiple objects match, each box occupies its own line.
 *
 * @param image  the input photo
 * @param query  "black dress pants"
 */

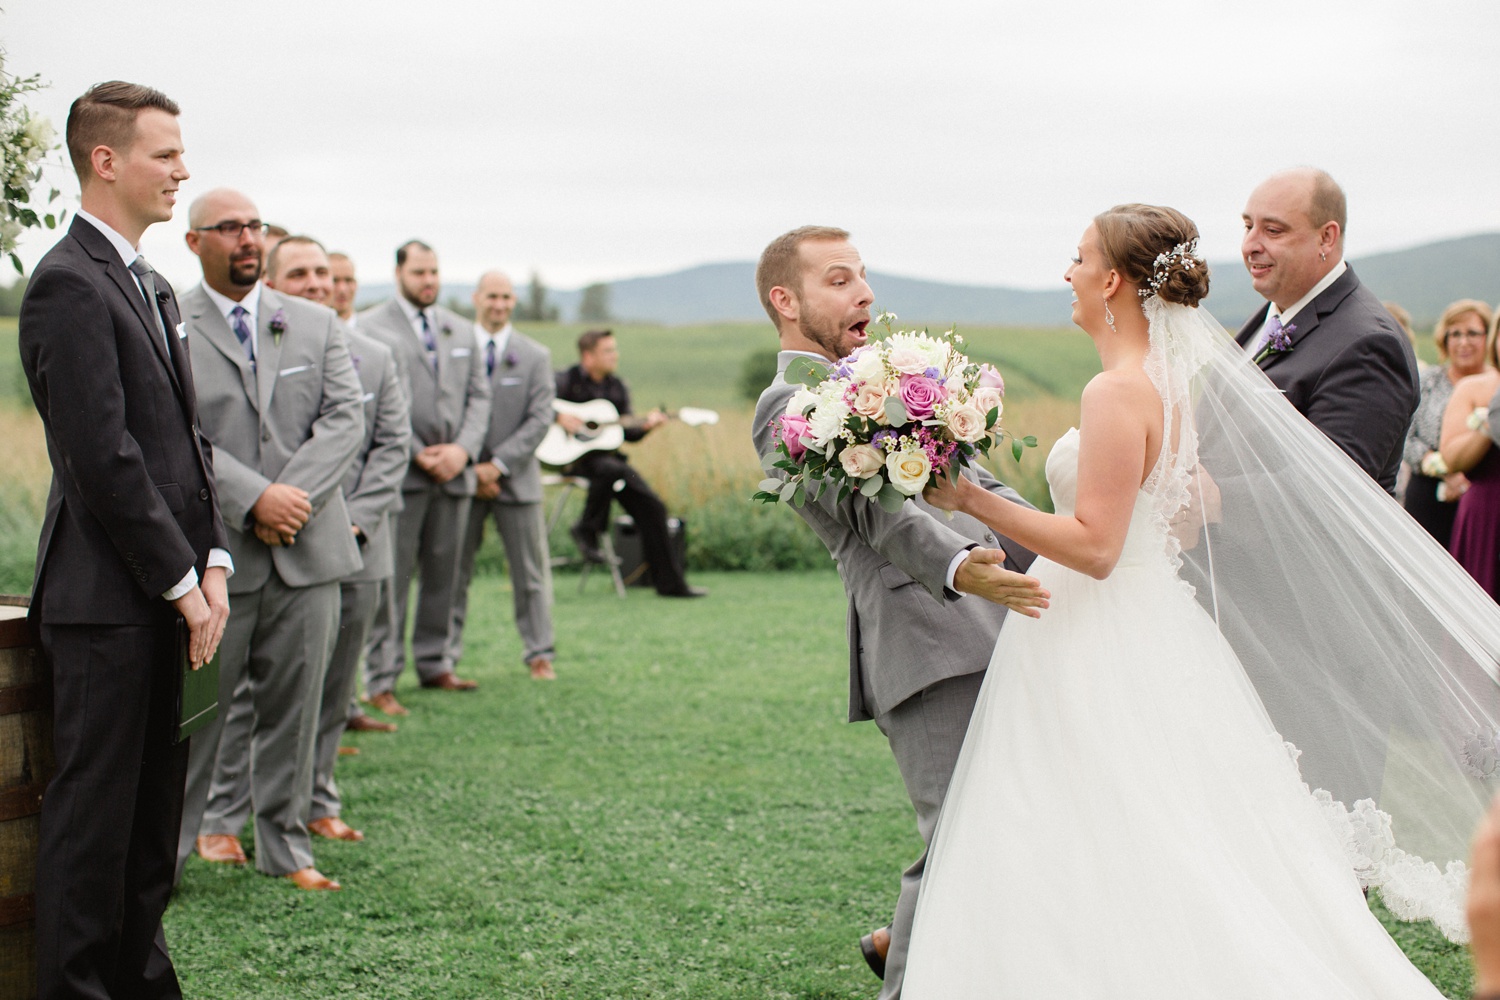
xmin=573 ymin=452 xmax=690 ymax=595
xmin=36 ymin=621 xmax=188 ymax=1000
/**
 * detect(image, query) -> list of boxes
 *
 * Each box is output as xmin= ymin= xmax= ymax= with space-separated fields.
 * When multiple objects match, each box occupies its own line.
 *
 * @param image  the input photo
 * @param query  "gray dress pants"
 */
xmin=366 ymin=486 xmax=472 ymax=692
xmin=449 ymin=499 xmax=555 ymax=666
xmin=870 ymin=669 xmax=985 ymax=1000
xmin=176 ymin=575 xmax=340 ymax=879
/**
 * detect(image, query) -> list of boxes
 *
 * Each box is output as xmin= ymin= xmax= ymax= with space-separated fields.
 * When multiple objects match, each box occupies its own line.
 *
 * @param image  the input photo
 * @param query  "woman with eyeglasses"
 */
xmin=1402 ymin=299 xmax=1494 ymax=547
xmin=1438 ymin=300 xmax=1500 ymax=595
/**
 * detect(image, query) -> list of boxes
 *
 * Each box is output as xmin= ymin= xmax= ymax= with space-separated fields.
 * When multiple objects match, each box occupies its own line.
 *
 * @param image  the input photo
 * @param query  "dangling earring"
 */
xmin=1320 ymin=251 xmax=1327 ymax=261
xmin=1103 ymin=298 xmax=1117 ymax=333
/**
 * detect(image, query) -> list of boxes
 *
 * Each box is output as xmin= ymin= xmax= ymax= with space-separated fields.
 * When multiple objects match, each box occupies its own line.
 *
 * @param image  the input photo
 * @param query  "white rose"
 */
xmin=972 ymin=387 xmax=1004 ymax=423
xmin=848 ymin=346 xmax=885 ymax=381
xmin=23 ymin=116 xmax=54 ymax=151
xmin=886 ymin=448 xmax=932 ymax=496
xmin=885 ymin=346 xmax=929 ymax=375
xmin=840 ymin=443 xmax=884 ymax=479
xmin=784 ymin=388 xmax=819 ymax=418
xmin=945 ymin=403 xmax=987 ymax=443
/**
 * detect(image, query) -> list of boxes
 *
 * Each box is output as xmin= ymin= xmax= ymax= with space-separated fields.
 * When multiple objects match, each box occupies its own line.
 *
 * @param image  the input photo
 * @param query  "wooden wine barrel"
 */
xmin=0 ymin=596 xmax=49 ymax=1000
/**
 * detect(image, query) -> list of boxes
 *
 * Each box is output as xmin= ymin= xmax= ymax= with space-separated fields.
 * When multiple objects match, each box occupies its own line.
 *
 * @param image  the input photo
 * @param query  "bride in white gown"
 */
xmin=903 ymin=204 xmax=1500 ymax=997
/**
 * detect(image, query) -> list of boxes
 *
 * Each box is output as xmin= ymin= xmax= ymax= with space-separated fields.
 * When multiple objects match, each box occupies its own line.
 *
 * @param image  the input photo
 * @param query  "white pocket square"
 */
xmin=450 ymin=347 xmax=472 ymax=357
xmin=499 ymin=377 xmax=523 ymax=386
xmin=361 ymin=391 xmax=376 ymax=403
xmin=176 ymin=322 xmax=187 ymax=340
xmin=278 ymin=364 xmax=311 ymax=377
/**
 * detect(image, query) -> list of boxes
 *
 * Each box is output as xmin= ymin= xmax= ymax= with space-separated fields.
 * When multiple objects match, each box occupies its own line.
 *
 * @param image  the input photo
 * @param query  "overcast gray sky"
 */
xmin=7 ymin=0 xmax=1498 ymax=295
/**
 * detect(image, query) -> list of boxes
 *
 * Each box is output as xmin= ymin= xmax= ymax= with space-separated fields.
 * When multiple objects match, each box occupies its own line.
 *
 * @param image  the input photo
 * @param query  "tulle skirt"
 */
xmin=902 ymin=553 xmax=1444 ymax=998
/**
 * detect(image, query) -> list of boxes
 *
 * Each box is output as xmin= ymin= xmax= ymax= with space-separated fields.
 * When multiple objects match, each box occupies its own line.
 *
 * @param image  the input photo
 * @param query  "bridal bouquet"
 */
xmin=755 ymin=317 xmax=1034 ymax=513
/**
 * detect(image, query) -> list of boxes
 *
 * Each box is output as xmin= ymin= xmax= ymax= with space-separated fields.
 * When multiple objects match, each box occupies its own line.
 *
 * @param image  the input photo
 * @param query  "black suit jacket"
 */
xmin=19 ymin=217 xmax=228 ymax=624
xmin=1235 ymin=265 xmax=1419 ymax=493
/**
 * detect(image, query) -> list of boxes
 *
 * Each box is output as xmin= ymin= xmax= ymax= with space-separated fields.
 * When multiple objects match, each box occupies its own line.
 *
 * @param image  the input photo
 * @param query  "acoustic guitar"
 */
xmin=537 ymin=398 xmax=720 ymax=467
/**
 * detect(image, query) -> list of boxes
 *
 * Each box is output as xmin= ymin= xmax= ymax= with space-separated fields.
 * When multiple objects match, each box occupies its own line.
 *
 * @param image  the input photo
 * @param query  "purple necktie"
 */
xmin=416 ymin=309 xmax=438 ymax=370
xmin=485 ymin=338 xmax=496 ymax=378
xmin=230 ymin=305 xmax=256 ymax=372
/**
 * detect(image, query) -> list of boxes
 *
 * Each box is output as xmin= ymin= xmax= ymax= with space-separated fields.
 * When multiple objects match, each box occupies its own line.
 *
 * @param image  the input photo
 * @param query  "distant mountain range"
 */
xmin=359 ymin=232 xmax=1500 ymax=329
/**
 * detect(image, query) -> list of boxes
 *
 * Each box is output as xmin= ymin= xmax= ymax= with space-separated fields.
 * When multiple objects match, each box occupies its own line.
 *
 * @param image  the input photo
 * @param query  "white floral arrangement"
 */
xmin=0 ymin=52 xmax=62 ymax=271
xmin=755 ymin=314 xmax=1035 ymax=513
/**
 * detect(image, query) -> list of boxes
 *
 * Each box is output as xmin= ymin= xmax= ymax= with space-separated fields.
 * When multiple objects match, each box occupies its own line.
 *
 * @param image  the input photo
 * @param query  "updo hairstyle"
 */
xmin=1094 ymin=203 xmax=1211 ymax=308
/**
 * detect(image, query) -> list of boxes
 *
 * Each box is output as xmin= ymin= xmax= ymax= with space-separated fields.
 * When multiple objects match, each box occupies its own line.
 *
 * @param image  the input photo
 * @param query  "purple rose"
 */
xmin=778 ymin=413 xmax=812 ymax=461
xmin=977 ymin=364 xmax=1005 ymax=392
xmin=899 ymin=374 xmax=946 ymax=420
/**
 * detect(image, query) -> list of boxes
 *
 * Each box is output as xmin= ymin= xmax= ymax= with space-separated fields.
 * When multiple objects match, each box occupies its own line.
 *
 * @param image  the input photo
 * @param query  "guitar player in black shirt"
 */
xmin=554 ymin=329 xmax=706 ymax=598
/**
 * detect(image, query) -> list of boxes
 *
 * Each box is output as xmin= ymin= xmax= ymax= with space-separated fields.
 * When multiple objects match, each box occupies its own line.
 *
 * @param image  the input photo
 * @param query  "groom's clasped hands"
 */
xmin=952 ymin=547 xmax=1049 ymax=618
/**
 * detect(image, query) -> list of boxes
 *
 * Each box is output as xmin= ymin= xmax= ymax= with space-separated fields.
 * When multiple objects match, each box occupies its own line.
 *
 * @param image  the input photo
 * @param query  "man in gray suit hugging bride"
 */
xmin=751 ymin=226 xmax=1049 ymax=999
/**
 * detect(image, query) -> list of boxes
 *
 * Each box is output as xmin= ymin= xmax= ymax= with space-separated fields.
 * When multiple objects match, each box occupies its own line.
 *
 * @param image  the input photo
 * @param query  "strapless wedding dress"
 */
xmin=902 ymin=428 xmax=1445 ymax=998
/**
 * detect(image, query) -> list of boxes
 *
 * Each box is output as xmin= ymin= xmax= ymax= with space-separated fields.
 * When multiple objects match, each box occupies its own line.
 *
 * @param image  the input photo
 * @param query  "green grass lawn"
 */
xmin=165 ymin=571 xmax=1475 ymax=999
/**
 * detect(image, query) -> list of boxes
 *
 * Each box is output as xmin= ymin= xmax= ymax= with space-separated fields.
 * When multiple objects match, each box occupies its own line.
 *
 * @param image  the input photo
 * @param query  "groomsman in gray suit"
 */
xmin=175 ymin=189 xmax=365 ymax=891
xmin=449 ymin=270 xmax=558 ymax=681
xmin=205 ymin=236 xmax=411 ymax=845
xmin=360 ymin=241 xmax=491 ymax=712
xmin=752 ymin=226 xmax=1047 ymax=999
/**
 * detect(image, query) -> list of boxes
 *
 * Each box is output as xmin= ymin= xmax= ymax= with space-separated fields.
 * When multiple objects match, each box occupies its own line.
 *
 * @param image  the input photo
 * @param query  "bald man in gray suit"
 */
xmin=360 ymin=241 xmax=491 ymax=711
xmin=174 ymin=190 xmax=364 ymax=891
xmin=448 ymin=270 xmax=558 ymax=681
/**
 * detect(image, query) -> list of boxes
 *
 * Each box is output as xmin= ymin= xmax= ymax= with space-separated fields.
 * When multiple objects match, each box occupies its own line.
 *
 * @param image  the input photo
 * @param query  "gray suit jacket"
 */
xmin=343 ymin=328 xmax=412 ymax=581
xmin=1235 ymin=265 xmax=1419 ymax=493
xmin=357 ymin=298 xmax=492 ymax=496
xmin=754 ymin=352 xmax=1036 ymax=721
xmin=479 ymin=329 xmax=554 ymax=504
xmin=185 ymin=284 xmax=365 ymax=594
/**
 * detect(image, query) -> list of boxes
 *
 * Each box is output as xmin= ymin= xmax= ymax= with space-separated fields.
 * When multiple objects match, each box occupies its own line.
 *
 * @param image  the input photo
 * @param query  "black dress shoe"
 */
xmin=660 ymin=586 xmax=708 ymax=598
xmin=570 ymin=523 xmax=605 ymax=563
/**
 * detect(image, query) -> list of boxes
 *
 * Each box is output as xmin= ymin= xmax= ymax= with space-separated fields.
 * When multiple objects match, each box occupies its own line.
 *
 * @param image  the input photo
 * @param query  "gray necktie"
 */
xmin=416 ymin=309 xmax=438 ymax=370
xmin=230 ymin=305 xmax=257 ymax=372
xmin=127 ymin=255 xmax=169 ymax=351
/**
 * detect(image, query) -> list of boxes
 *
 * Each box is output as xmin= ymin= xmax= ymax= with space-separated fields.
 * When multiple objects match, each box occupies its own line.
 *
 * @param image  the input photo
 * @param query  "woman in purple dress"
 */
xmin=1441 ymin=305 xmax=1500 ymax=597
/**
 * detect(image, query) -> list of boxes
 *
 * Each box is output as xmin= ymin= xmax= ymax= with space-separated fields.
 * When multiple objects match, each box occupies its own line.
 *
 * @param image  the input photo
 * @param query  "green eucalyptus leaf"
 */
xmin=779 ymin=480 xmax=798 ymax=503
xmin=1023 ymin=436 xmax=1038 ymax=447
xmin=883 ymin=397 xmax=909 ymax=426
xmin=876 ymin=483 xmax=906 ymax=514
xmin=758 ymin=477 xmax=784 ymax=494
xmin=785 ymin=356 xmax=830 ymax=388
xmin=859 ymin=475 xmax=883 ymax=497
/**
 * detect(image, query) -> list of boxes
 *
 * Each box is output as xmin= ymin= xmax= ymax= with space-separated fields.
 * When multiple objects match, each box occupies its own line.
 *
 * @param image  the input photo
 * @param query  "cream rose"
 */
xmin=851 ymin=381 xmax=891 ymax=421
xmin=841 ymin=443 xmax=884 ymax=479
xmin=945 ymin=403 xmax=987 ymax=443
xmin=972 ymin=387 xmax=1004 ymax=423
xmin=885 ymin=346 xmax=929 ymax=375
xmin=848 ymin=346 xmax=885 ymax=381
xmin=886 ymin=448 xmax=932 ymax=495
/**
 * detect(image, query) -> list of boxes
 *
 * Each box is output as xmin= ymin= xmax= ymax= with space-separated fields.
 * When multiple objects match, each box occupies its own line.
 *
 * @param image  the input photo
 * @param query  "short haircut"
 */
xmin=755 ymin=225 xmax=851 ymax=327
xmin=1305 ymin=169 xmax=1348 ymax=245
xmin=328 ymin=251 xmax=352 ymax=264
xmin=396 ymin=240 xmax=434 ymax=267
xmin=266 ymin=234 xmax=327 ymax=280
xmin=577 ymin=329 xmax=614 ymax=356
xmin=66 ymin=81 xmax=179 ymax=182
xmin=1432 ymin=298 xmax=1496 ymax=364
xmin=265 ymin=223 xmax=290 ymax=240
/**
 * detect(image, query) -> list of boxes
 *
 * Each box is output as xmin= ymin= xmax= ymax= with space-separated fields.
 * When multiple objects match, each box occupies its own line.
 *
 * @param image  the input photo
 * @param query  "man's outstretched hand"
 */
xmin=954 ymin=548 xmax=1049 ymax=617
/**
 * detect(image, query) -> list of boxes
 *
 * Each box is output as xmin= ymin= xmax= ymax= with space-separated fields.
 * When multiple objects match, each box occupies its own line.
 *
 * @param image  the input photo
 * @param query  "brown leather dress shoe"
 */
xmin=286 ymin=867 xmax=341 ymax=891
xmin=365 ymin=690 xmax=409 ymax=716
xmin=196 ymin=834 xmax=247 ymax=865
xmin=308 ymin=816 xmax=364 ymax=842
xmin=527 ymin=657 xmax=556 ymax=681
xmin=420 ymin=671 xmax=478 ymax=691
xmin=337 ymin=746 xmax=360 ymax=756
xmin=346 ymin=713 xmax=398 ymax=732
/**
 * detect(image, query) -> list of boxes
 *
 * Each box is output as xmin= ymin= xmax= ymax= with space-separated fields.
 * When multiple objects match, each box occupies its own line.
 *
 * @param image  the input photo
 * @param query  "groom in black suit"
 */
xmin=1237 ymin=167 xmax=1419 ymax=492
xmin=20 ymin=82 xmax=231 ymax=998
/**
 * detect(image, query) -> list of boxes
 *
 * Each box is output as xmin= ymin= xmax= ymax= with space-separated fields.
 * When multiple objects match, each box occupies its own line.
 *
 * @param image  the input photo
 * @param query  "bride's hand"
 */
xmin=923 ymin=467 xmax=971 ymax=511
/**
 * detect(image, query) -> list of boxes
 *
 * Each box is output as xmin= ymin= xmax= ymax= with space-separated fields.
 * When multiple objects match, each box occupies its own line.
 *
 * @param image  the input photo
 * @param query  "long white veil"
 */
xmin=1145 ymin=297 xmax=1500 ymax=942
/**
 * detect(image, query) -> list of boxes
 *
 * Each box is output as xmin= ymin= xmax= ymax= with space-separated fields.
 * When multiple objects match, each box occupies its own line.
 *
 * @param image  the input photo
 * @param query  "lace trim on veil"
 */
xmin=1141 ymin=297 xmax=1208 ymax=578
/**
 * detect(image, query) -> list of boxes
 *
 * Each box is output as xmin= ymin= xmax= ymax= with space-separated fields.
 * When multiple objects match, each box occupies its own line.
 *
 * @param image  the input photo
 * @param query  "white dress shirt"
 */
xmin=1248 ymin=259 xmax=1348 ymax=355
xmin=74 ymin=210 xmax=233 ymax=598
xmin=475 ymin=322 xmax=515 ymax=474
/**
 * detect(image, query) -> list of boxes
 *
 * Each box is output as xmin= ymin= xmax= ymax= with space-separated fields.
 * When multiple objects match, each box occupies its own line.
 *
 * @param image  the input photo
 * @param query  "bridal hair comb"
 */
xmin=1139 ymin=238 xmax=1201 ymax=299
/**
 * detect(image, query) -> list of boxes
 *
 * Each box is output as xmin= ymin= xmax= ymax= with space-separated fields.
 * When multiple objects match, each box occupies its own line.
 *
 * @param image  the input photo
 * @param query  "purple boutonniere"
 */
xmin=269 ymin=308 xmax=287 ymax=346
xmin=441 ymin=323 xmax=453 ymax=337
xmin=1254 ymin=321 xmax=1295 ymax=364
xmin=350 ymin=352 xmax=362 ymax=374
xmin=504 ymin=350 xmax=519 ymax=368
